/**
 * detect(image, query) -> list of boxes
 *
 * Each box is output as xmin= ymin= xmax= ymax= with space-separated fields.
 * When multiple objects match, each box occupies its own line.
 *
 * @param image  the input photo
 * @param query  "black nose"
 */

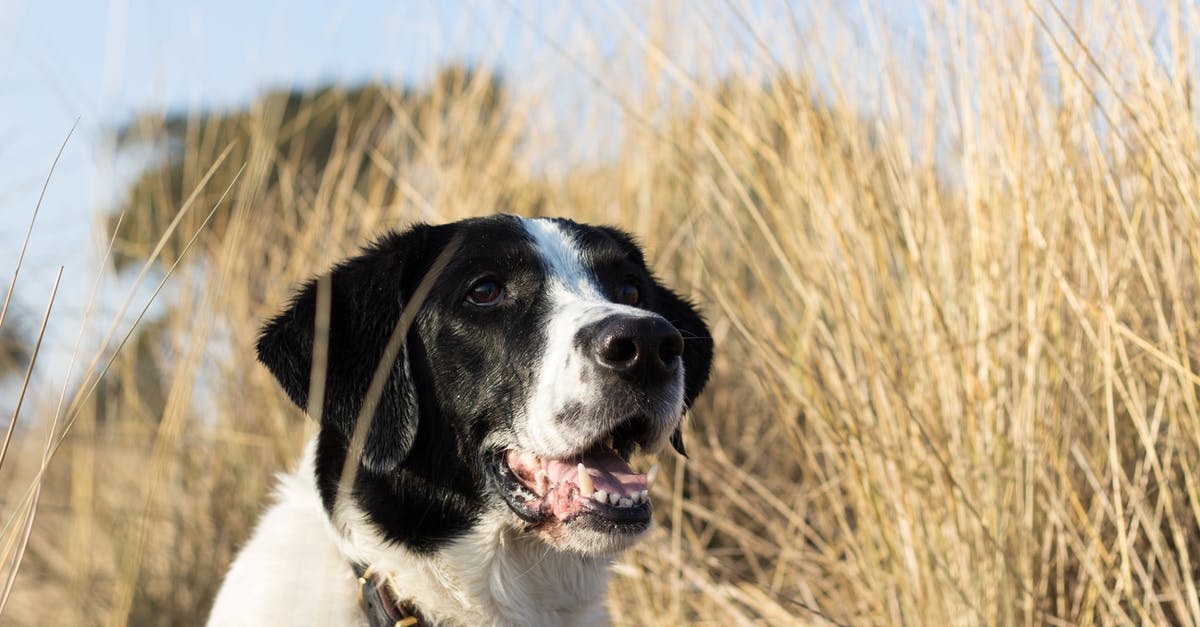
xmin=592 ymin=315 xmax=684 ymax=381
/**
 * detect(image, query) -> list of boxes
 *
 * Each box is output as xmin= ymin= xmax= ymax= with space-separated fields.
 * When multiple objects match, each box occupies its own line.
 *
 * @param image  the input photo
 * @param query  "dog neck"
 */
xmin=300 ymin=440 xmax=615 ymax=626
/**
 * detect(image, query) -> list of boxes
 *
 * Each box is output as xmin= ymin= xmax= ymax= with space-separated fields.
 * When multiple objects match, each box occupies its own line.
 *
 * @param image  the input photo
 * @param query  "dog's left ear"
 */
xmin=255 ymin=226 xmax=435 ymax=473
xmin=651 ymin=282 xmax=713 ymax=457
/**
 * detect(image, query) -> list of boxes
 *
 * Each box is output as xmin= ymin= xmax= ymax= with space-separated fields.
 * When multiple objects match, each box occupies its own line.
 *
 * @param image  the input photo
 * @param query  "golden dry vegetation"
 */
xmin=2 ymin=2 xmax=1200 ymax=625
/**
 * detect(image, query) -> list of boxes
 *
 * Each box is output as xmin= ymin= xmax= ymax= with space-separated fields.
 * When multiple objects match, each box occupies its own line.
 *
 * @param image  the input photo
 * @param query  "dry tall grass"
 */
xmin=3 ymin=2 xmax=1200 ymax=625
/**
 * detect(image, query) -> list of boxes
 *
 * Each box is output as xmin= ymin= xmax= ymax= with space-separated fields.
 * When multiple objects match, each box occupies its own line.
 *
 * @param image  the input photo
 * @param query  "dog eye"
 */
xmin=467 ymin=279 xmax=505 ymax=307
xmin=615 ymin=280 xmax=640 ymax=306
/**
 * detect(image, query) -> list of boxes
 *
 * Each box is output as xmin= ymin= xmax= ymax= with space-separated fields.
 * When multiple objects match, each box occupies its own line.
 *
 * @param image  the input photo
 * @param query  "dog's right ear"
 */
xmin=255 ymin=227 xmax=431 ymax=473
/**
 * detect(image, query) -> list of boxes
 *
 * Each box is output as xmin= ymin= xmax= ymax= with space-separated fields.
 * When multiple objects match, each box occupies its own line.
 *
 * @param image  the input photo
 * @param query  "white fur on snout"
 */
xmin=519 ymin=218 xmax=685 ymax=458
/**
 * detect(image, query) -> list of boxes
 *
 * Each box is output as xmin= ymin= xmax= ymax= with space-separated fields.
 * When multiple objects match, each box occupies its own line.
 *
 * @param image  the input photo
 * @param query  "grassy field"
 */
xmin=3 ymin=2 xmax=1200 ymax=625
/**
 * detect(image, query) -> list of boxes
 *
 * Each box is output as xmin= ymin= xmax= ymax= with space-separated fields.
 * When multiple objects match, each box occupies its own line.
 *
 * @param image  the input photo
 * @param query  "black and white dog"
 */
xmin=208 ymin=215 xmax=712 ymax=626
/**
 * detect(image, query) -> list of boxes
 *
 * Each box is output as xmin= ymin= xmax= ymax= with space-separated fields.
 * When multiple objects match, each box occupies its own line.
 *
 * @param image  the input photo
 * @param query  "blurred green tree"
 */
xmin=0 ymin=320 xmax=27 ymax=379
xmin=107 ymin=64 xmax=511 ymax=270
xmin=0 ymin=290 xmax=30 ymax=380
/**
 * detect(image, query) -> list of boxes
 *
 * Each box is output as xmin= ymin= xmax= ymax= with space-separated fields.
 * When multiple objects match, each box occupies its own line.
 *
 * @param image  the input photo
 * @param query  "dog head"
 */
xmin=256 ymin=215 xmax=713 ymax=556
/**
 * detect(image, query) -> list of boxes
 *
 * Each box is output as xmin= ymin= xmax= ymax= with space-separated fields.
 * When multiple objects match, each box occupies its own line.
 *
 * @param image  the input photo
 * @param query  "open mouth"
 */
xmin=492 ymin=418 xmax=658 ymax=532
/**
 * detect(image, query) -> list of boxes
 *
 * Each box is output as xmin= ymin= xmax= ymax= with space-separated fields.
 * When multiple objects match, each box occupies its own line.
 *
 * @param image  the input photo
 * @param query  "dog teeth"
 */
xmin=577 ymin=463 xmax=594 ymax=497
xmin=587 ymin=487 xmax=650 ymax=508
xmin=646 ymin=464 xmax=659 ymax=489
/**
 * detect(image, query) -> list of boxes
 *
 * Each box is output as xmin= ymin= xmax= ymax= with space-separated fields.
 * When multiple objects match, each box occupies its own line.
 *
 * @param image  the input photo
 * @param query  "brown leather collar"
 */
xmin=354 ymin=563 xmax=426 ymax=627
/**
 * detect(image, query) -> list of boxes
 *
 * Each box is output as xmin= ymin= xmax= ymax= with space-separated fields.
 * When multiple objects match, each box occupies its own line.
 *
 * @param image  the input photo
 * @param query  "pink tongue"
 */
xmin=544 ymin=446 xmax=648 ymax=496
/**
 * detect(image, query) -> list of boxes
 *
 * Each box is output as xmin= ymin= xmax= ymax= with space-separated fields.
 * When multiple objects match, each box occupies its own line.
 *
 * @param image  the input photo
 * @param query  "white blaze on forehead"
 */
xmin=521 ymin=217 xmax=605 ymax=299
xmin=517 ymin=217 xmax=682 ymax=458
xmin=520 ymin=218 xmax=611 ymax=455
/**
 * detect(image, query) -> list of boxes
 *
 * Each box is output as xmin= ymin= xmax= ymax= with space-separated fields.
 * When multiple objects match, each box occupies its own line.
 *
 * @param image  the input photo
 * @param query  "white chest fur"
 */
xmin=207 ymin=440 xmax=613 ymax=626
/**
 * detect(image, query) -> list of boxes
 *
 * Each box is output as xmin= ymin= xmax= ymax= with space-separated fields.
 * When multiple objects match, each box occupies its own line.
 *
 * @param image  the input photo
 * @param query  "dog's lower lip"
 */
xmin=578 ymin=499 xmax=651 ymax=525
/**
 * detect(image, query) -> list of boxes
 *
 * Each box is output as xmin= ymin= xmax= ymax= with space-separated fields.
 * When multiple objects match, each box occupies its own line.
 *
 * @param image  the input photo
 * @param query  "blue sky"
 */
xmin=0 ymin=1 xmax=574 ymax=394
xmin=0 ymin=1 xmax=537 ymax=287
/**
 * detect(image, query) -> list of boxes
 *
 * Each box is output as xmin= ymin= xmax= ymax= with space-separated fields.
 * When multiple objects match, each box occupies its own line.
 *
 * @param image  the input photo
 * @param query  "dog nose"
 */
xmin=592 ymin=316 xmax=684 ymax=381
